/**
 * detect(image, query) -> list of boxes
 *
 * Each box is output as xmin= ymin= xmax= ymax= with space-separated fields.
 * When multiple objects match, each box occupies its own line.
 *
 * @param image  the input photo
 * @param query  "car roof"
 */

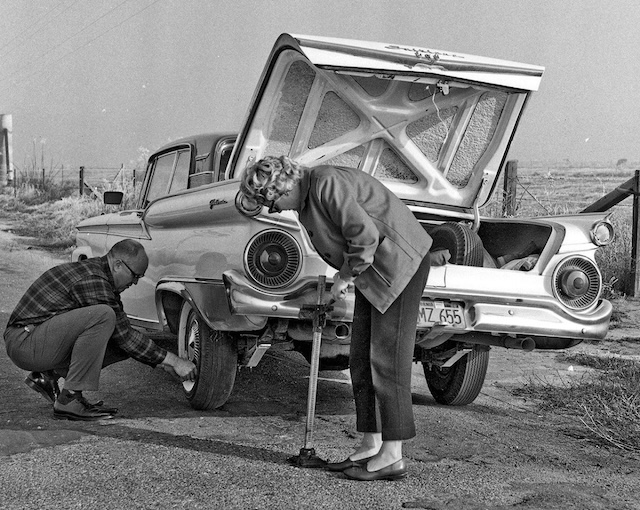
xmin=152 ymin=132 xmax=236 ymax=159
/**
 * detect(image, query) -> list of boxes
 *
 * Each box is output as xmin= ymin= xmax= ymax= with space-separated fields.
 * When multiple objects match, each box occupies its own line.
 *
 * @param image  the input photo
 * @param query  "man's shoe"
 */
xmin=87 ymin=400 xmax=119 ymax=415
xmin=53 ymin=391 xmax=114 ymax=421
xmin=326 ymin=456 xmax=373 ymax=472
xmin=25 ymin=371 xmax=60 ymax=404
xmin=343 ymin=459 xmax=408 ymax=481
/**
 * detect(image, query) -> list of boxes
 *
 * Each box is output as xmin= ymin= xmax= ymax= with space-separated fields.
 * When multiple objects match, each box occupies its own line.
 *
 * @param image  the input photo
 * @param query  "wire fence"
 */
xmin=79 ymin=165 xmax=135 ymax=196
xmin=482 ymin=163 xmax=638 ymax=218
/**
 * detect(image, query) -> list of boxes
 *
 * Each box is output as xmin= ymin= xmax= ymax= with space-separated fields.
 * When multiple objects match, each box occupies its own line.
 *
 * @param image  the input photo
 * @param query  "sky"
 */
xmin=1 ymin=0 xmax=640 ymax=175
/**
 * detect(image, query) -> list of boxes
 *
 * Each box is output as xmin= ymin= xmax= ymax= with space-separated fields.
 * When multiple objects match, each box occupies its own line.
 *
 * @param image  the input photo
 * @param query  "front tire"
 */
xmin=178 ymin=302 xmax=237 ymax=410
xmin=423 ymin=345 xmax=489 ymax=405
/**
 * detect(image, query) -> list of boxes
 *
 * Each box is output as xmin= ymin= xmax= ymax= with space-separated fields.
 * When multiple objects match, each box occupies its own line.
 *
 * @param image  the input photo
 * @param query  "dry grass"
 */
xmin=0 ymin=193 xmax=104 ymax=250
xmin=513 ymin=352 xmax=640 ymax=453
xmin=0 ymin=176 xmax=139 ymax=251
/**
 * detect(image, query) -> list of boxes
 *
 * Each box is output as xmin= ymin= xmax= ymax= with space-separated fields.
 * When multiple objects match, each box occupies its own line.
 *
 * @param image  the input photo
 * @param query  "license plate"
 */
xmin=417 ymin=300 xmax=466 ymax=328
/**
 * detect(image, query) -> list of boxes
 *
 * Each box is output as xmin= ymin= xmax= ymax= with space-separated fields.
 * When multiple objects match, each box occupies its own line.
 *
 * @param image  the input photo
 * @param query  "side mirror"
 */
xmin=103 ymin=191 xmax=124 ymax=205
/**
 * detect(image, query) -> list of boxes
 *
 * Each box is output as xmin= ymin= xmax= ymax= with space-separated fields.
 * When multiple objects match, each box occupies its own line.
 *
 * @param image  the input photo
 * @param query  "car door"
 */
xmin=109 ymin=145 xmax=193 ymax=327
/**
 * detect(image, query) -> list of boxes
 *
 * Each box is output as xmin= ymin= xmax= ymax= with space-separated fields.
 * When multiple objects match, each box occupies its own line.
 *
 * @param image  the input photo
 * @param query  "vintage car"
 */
xmin=72 ymin=33 xmax=614 ymax=410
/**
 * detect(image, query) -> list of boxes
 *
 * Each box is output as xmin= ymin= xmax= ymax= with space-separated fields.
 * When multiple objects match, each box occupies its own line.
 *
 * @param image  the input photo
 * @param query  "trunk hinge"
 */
xmin=471 ymin=172 xmax=490 ymax=232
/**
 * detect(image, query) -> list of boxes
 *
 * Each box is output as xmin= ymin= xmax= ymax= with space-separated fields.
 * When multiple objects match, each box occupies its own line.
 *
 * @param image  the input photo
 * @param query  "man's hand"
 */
xmin=330 ymin=272 xmax=355 ymax=302
xmin=160 ymin=351 xmax=197 ymax=381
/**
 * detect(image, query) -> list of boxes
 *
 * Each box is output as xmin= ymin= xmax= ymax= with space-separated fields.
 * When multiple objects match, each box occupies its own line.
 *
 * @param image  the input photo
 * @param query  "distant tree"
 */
xmin=616 ymin=158 xmax=628 ymax=168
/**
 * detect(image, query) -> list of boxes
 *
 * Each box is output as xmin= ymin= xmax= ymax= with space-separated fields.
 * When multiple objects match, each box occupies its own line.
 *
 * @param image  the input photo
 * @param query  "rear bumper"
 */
xmin=462 ymin=299 xmax=612 ymax=340
xmin=223 ymin=270 xmax=354 ymax=322
xmin=224 ymin=269 xmax=612 ymax=341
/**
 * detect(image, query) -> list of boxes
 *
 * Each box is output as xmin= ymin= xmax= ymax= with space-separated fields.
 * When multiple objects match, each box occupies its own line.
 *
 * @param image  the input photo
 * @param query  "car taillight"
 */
xmin=245 ymin=229 xmax=301 ymax=288
xmin=553 ymin=256 xmax=601 ymax=310
xmin=590 ymin=218 xmax=614 ymax=246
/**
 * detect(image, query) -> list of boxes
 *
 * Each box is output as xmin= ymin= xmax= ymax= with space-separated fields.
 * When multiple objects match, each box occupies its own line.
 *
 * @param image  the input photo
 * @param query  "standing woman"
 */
xmin=240 ymin=156 xmax=433 ymax=481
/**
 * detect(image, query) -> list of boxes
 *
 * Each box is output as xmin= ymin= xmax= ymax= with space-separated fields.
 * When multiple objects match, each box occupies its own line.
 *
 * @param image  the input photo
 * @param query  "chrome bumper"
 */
xmin=463 ymin=299 xmax=613 ymax=340
xmin=223 ymin=270 xmax=353 ymax=322
xmin=224 ymin=269 xmax=612 ymax=341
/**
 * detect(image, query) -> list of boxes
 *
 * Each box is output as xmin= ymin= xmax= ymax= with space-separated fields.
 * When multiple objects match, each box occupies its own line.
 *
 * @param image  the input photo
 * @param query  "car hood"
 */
xmin=230 ymin=33 xmax=543 ymax=220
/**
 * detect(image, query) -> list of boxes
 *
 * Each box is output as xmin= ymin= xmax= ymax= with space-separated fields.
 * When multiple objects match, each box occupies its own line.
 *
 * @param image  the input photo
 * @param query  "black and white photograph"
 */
xmin=1 ymin=1 xmax=639 ymax=508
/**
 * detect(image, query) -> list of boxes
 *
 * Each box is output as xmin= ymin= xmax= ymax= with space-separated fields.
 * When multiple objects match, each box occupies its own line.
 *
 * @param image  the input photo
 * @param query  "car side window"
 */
xmin=145 ymin=153 xmax=175 ymax=204
xmin=217 ymin=145 xmax=233 ymax=182
xmin=168 ymin=149 xmax=190 ymax=194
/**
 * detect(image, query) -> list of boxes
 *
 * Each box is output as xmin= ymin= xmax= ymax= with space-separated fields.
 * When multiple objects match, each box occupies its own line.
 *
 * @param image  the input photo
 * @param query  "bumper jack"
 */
xmin=289 ymin=275 xmax=333 ymax=469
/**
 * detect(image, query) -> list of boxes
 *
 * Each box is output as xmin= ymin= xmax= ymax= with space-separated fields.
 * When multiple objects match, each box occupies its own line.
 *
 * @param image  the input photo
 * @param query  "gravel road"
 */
xmin=0 ymin=221 xmax=638 ymax=510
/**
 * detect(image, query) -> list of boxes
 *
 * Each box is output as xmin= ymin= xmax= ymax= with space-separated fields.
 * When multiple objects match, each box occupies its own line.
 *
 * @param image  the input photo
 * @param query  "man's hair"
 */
xmin=240 ymin=155 xmax=303 ymax=202
xmin=108 ymin=239 xmax=145 ymax=261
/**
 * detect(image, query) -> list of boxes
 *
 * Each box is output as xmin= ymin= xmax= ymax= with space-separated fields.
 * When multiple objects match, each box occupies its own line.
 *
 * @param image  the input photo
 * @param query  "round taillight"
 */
xmin=590 ymin=220 xmax=614 ymax=246
xmin=559 ymin=269 xmax=589 ymax=298
xmin=235 ymin=190 xmax=262 ymax=218
xmin=245 ymin=230 xmax=301 ymax=288
xmin=553 ymin=256 xmax=601 ymax=310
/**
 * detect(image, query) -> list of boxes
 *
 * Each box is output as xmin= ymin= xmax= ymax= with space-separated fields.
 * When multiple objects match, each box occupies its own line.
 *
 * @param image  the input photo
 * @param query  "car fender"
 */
xmin=155 ymin=279 xmax=267 ymax=333
xmin=71 ymin=246 xmax=93 ymax=262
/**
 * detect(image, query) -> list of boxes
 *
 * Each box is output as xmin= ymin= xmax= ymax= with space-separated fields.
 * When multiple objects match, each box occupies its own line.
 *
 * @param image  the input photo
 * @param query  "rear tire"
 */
xmin=178 ymin=302 xmax=237 ymax=410
xmin=423 ymin=222 xmax=487 ymax=405
xmin=424 ymin=345 xmax=489 ymax=405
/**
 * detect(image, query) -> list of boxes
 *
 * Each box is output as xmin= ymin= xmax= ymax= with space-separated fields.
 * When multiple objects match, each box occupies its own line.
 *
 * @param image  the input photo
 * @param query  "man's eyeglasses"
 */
xmin=119 ymin=259 xmax=144 ymax=282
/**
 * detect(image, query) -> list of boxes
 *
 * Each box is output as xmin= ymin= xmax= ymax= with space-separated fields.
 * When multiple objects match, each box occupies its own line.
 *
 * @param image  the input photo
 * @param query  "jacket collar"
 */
xmin=99 ymin=255 xmax=117 ymax=291
xmin=298 ymin=169 xmax=312 ymax=213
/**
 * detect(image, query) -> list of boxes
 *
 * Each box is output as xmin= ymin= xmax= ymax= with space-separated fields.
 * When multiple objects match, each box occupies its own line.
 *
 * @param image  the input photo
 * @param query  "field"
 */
xmin=484 ymin=162 xmax=638 ymax=216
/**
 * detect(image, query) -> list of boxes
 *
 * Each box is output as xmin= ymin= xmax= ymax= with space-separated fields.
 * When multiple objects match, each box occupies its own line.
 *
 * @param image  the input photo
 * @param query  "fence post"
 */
xmin=79 ymin=166 xmax=84 ymax=196
xmin=629 ymin=170 xmax=640 ymax=296
xmin=502 ymin=160 xmax=518 ymax=217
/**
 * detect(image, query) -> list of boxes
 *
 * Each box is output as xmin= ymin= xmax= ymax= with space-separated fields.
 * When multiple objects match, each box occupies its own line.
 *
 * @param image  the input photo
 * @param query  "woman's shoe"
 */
xmin=325 ymin=456 xmax=373 ymax=472
xmin=343 ymin=459 xmax=407 ymax=481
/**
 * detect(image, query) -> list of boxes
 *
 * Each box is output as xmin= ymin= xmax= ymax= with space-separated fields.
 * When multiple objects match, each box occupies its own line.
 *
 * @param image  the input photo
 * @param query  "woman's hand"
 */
xmin=331 ymin=272 xmax=355 ymax=301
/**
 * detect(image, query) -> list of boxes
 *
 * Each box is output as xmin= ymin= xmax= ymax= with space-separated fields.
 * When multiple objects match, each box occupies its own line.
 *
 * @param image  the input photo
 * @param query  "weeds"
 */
xmin=0 ymin=167 xmax=140 ymax=251
xmin=0 ymin=193 xmax=105 ymax=250
xmin=514 ymin=352 xmax=640 ymax=453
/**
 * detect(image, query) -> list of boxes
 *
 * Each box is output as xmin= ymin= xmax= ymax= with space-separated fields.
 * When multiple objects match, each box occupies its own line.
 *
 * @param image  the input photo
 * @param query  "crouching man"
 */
xmin=3 ymin=239 xmax=196 ymax=421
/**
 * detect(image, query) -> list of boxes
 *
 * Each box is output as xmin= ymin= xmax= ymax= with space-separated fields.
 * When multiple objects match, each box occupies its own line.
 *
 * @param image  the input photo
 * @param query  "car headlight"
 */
xmin=590 ymin=218 xmax=614 ymax=246
xmin=553 ymin=256 xmax=601 ymax=310
xmin=245 ymin=229 xmax=302 ymax=288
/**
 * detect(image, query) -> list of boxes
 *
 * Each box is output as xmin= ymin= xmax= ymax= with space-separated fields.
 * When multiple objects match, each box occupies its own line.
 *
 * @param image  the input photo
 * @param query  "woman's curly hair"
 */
xmin=240 ymin=156 xmax=303 ymax=202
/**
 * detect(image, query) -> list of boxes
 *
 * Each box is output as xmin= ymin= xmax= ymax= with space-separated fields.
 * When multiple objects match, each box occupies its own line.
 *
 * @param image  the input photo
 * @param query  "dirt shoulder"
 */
xmin=0 ymin=219 xmax=639 ymax=510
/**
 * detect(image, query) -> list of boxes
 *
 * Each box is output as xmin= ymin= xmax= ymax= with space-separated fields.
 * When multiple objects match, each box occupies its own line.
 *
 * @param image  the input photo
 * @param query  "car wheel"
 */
xmin=423 ymin=345 xmax=489 ymax=405
xmin=423 ymin=222 xmax=487 ymax=405
xmin=178 ymin=302 xmax=237 ymax=410
xmin=429 ymin=222 xmax=484 ymax=266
